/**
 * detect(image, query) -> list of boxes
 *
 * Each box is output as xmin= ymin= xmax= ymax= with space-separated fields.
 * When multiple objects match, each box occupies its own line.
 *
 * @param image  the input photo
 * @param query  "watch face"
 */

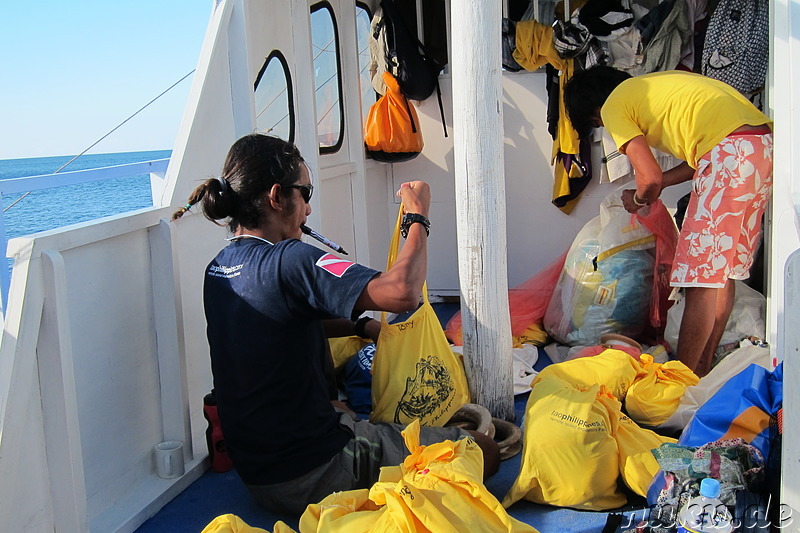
xmin=403 ymin=213 xmax=428 ymax=224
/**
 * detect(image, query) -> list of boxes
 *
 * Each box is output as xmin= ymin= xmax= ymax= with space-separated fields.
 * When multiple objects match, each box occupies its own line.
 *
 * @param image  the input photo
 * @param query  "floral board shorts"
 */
xmin=670 ymin=131 xmax=773 ymax=288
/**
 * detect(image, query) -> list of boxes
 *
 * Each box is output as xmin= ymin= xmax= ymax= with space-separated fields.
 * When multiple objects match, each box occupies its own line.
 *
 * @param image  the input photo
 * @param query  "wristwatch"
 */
xmin=400 ymin=213 xmax=431 ymax=238
xmin=353 ymin=316 xmax=374 ymax=339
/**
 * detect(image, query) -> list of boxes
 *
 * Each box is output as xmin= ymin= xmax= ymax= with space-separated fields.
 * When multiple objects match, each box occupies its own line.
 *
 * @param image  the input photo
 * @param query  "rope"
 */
xmin=4 ymin=69 xmax=196 ymax=213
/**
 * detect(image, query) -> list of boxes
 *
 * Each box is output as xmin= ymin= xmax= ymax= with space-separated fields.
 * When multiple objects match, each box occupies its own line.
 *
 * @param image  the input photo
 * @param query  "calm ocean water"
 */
xmin=0 ymin=150 xmax=171 ymax=240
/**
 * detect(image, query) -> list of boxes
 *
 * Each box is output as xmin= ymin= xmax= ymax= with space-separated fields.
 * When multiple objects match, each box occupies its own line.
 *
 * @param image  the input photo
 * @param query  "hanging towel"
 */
xmin=599 ymin=127 xmax=633 ymax=183
xmin=598 ymin=127 xmax=685 ymax=183
xmin=514 ymin=20 xmax=589 ymax=213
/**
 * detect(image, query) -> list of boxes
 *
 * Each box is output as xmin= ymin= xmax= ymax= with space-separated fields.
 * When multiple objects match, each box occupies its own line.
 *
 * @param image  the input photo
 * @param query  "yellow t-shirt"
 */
xmin=601 ymin=71 xmax=772 ymax=168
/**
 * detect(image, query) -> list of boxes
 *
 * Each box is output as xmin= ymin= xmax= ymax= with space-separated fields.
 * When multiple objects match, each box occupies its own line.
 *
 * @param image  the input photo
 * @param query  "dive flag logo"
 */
xmin=315 ymin=253 xmax=355 ymax=278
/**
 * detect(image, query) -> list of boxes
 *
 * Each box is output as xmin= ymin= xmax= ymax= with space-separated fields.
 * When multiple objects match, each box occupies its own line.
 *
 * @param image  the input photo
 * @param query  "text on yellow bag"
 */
xmin=503 ymin=376 xmax=626 ymax=510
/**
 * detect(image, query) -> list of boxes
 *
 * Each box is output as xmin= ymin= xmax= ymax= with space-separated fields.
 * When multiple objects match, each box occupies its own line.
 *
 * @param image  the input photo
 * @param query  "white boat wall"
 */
xmin=0 ymin=0 xmax=797 ymax=531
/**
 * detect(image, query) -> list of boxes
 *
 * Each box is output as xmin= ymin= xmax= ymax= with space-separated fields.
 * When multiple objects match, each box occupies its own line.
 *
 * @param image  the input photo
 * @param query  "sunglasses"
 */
xmin=286 ymin=183 xmax=314 ymax=203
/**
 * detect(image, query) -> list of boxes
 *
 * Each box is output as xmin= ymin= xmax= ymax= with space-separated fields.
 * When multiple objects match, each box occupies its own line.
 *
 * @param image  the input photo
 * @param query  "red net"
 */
xmin=445 ymin=251 xmax=567 ymax=345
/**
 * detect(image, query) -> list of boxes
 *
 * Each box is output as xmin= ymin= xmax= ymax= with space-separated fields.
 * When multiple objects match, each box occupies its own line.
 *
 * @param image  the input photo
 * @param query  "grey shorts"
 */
xmin=246 ymin=413 xmax=468 ymax=515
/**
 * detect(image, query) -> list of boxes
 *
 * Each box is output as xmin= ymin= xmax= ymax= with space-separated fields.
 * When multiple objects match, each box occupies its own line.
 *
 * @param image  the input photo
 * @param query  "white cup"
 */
xmin=154 ymin=440 xmax=185 ymax=479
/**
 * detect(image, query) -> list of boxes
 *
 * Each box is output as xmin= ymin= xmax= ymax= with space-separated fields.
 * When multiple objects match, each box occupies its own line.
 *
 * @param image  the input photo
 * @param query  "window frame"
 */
xmin=253 ymin=49 xmax=296 ymax=144
xmin=355 ymin=2 xmax=377 ymax=126
xmin=310 ymin=1 xmax=345 ymax=154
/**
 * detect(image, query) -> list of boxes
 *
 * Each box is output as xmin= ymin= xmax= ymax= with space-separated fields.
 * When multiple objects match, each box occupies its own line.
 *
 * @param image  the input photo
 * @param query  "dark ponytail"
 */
xmin=171 ymin=134 xmax=305 ymax=232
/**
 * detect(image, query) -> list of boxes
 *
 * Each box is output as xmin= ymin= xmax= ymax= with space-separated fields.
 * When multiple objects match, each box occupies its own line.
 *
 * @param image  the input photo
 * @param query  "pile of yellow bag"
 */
xmin=204 ymin=419 xmax=537 ymax=533
xmin=201 ymin=514 xmax=292 ymax=533
xmin=625 ymin=353 xmax=700 ymax=426
xmin=503 ymin=348 xmax=698 ymax=510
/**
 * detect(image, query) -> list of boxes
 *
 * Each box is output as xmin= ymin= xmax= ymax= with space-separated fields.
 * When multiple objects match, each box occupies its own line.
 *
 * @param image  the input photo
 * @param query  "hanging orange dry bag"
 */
xmin=364 ymin=72 xmax=423 ymax=162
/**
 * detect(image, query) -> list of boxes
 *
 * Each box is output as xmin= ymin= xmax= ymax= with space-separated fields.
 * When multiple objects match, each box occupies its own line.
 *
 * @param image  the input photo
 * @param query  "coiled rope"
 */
xmin=4 ymin=69 xmax=195 ymax=212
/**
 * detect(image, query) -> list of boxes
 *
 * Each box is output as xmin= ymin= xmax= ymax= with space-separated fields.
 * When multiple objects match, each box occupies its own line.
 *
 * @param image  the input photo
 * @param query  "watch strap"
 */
xmin=400 ymin=213 xmax=430 ymax=238
xmin=353 ymin=316 xmax=374 ymax=339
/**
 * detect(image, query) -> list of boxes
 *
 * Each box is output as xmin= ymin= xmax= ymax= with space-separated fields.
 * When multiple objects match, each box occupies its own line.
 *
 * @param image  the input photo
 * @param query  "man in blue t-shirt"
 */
xmin=180 ymin=134 xmax=499 ymax=514
xmin=204 ymin=236 xmax=378 ymax=489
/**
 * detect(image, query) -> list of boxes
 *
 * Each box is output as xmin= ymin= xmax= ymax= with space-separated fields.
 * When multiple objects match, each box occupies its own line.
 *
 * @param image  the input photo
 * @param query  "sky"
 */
xmin=1 ymin=1 xmax=212 ymax=160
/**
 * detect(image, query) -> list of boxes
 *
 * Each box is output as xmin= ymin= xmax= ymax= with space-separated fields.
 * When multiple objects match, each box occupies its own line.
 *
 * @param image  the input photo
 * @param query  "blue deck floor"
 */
xmin=136 ymin=389 xmax=648 ymax=533
xmin=135 ymin=304 xmax=649 ymax=532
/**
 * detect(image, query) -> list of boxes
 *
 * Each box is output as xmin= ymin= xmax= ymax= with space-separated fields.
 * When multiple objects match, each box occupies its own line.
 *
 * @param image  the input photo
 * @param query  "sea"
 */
xmin=0 ymin=150 xmax=171 ymax=240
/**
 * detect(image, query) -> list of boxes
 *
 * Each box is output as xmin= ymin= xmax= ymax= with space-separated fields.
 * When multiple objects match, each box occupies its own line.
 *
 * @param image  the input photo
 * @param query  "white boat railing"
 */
xmin=0 ymin=158 xmax=170 ymax=316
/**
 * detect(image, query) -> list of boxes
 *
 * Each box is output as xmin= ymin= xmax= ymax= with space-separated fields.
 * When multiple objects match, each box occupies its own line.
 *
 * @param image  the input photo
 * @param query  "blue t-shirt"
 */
xmin=203 ymin=237 xmax=378 ymax=484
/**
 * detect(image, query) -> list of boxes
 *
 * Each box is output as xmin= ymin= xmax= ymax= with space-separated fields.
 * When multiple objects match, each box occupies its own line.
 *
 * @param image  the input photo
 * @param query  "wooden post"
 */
xmin=450 ymin=0 xmax=515 ymax=420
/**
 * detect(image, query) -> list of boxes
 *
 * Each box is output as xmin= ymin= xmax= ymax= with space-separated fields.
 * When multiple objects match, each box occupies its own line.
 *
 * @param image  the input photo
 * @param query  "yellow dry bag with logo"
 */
xmin=503 ymin=377 xmax=626 ymax=510
xmin=370 ymin=207 xmax=470 ymax=426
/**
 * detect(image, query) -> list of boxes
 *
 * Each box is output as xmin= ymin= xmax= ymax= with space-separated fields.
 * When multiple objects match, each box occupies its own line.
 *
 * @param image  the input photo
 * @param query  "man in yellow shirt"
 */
xmin=564 ymin=67 xmax=773 ymax=376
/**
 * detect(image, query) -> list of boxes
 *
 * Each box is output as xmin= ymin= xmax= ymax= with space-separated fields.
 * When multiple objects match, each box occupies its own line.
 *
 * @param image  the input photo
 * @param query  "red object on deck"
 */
xmin=203 ymin=390 xmax=234 ymax=473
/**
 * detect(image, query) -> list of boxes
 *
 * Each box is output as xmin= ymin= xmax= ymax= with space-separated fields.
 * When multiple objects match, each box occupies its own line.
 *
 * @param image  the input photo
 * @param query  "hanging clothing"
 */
xmin=596 ymin=0 xmax=692 ymax=76
xmin=513 ymin=20 xmax=588 ymax=213
xmin=552 ymin=135 xmax=592 ymax=214
xmin=603 ymin=26 xmax=645 ymax=74
xmin=678 ymin=0 xmax=708 ymax=69
xmin=545 ymin=65 xmax=560 ymax=140
xmin=637 ymin=0 xmax=679 ymax=48
xmin=637 ymin=0 xmax=692 ymax=74
xmin=552 ymin=19 xmax=608 ymax=69
xmin=577 ymin=0 xmax=635 ymax=39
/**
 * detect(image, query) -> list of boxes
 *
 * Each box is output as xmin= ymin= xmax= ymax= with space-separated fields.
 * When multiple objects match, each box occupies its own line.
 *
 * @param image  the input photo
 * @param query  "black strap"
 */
xmin=403 ymin=95 xmax=418 ymax=134
xmin=435 ymin=80 xmax=447 ymax=138
xmin=411 ymin=30 xmax=448 ymax=138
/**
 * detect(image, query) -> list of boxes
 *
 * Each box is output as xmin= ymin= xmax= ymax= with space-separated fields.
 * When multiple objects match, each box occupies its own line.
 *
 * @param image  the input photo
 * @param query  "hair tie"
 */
xmin=216 ymin=176 xmax=231 ymax=194
xmin=181 ymin=203 xmax=192 ymax=213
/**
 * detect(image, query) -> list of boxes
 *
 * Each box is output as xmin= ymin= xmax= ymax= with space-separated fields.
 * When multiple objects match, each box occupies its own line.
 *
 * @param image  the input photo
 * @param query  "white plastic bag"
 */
xmin=664 ymin=280 xmax=766 ymax=353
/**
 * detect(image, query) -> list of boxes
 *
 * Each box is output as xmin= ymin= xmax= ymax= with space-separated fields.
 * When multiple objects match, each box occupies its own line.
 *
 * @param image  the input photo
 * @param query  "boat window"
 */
xmin=388 ymin=1 xmax=448 ymax=70
xmin=311 ymin=2 xmax=344 ymax=153
xmin=421 ymin=0 xmax=448 ymax=69
xmin=506 ymin=0 xmax=555 ymax=24
xmin=507 ymin=0 xmax=534 ymax=21
xmin=356 ymin=3 xmax=375 ymax=131
xmin=254 ymin=50 xmax=295 ymax=142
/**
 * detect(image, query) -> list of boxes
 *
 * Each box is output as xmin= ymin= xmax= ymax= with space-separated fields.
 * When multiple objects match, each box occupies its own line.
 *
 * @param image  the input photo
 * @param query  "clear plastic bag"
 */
xmin=544 ymin=191 xmax=656 ymax=346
